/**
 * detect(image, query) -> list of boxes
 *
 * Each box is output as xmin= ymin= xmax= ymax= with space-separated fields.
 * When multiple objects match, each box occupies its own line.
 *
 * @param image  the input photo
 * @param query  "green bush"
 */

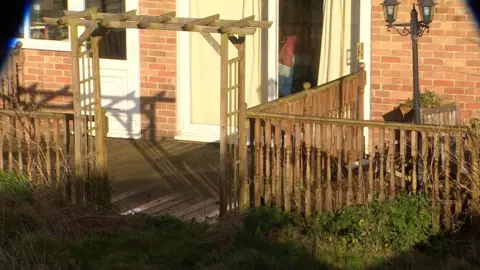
xmin=244 ymin=194 xmax=433 ymax=252
xmin=316 ymin=194 xmax=433 ymax=251
xmin=399 ymin=89 xmax=443 ymax=108
xmin=0 ymin=172 xmax=34 ymax=197
xmin=243 ymin=206 xmax=291 ymax=236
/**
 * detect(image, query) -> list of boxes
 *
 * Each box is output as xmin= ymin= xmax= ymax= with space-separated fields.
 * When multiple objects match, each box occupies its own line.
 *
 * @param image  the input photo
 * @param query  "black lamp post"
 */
xmin=381 ymin=0 xmax=436 ymax=192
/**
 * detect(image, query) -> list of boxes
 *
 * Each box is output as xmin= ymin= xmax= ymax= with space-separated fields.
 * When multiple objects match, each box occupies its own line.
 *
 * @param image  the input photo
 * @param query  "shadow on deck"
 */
xmin=107 ymin=138 xmax=221 ymax=223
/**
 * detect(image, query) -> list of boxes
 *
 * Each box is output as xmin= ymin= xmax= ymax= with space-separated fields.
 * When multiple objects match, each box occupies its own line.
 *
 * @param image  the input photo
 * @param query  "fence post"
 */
xmin=469 ymin=119 xmax=480 ymax=227
xmin=14 ymin=42 xmax=25 ymax=108
xmin=357 ymin=62 xmax=366 ymax=121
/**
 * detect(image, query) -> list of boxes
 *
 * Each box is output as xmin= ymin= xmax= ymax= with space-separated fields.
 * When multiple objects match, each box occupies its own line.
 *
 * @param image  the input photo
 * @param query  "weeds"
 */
xmin=244 ymin=194 xmax=433 ymax=253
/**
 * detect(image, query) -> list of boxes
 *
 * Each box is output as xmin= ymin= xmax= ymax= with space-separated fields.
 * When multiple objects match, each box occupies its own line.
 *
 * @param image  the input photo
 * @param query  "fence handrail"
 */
xmin=421 ymin=103 xmax=459 ymax=114
xmin=247 ymin=111 xmax=469 ymax=132
xmin=0 ymin=109 xmax=72 ymax=119
xmin=248 ymin=69 xmax=364 ymax=113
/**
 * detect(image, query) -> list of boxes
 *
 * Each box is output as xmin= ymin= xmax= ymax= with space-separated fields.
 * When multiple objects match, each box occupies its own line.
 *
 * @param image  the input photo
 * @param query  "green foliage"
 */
xmin=399 ymin=89 xmax=443 ymax=108
xmin=243 ymin=206 xmax=291 ymax=236
xmin=244 ymin=194 xmax=433 ymax=252
xmin=0 ymin=172 xmax=34 ymax=198
xmin=317 ymin=194 xmax=433 ymax=251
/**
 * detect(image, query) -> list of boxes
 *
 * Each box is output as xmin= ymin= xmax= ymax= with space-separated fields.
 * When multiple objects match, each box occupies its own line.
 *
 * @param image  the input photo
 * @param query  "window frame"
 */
xmin=14 ymin=0 xmax=84 ymax=51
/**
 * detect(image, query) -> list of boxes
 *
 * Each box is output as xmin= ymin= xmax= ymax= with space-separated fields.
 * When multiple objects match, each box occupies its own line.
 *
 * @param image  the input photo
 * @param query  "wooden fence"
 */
xmin=0 ymin=42 xmax=24 ymax=110
xmin=245 ymin=110 xmax=478 ymax=232
xmin=422 ymin=103 xmax=460 ymax=126
xmin=240 ymin=64 xmax=477 ymax=232
xmin=0 ymin=42 xmax=110 ymax=205
xmin=0 ymin=108 xmax=109 ymax=203
xmin=248 ymin=64 xmax=366 ymax=120
xmin=0 ymin=110 xmax=71 ymax=185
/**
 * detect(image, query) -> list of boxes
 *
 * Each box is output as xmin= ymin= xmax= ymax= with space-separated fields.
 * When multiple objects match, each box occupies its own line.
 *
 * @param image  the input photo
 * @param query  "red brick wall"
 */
xmin=21 ymin=50 xmax=73 ymax=112
xmin=18 ymin=0 xmax=178 ymax=139
xmin=371 ymin=0 xmax=480 ymax=122
xmin=139 ymin=0 xmax=177 ymax=138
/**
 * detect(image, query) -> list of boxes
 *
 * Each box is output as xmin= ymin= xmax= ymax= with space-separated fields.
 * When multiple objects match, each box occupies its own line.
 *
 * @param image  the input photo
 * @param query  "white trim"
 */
xmin=267 ymin=0 xmax=279 ymax=101
xmin=359 ymin=0 xmax=372 ymax=150
xmin=16 ymin=0 xmax=83 ymax=51
xmin=126 ymin=0 xmax=141 ymax=139
xmin=17 ymin=39 xmax=71 ymax=51
xmin=360 ymin=0 xmax=372 ymax=121
xmin=175 ymin=0 xmax=220 ymax=143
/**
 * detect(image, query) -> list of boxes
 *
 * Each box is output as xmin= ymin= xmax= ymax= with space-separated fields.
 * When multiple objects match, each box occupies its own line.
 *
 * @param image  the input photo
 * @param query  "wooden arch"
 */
xmin=43 ymin=8 xmax=272 ymax=216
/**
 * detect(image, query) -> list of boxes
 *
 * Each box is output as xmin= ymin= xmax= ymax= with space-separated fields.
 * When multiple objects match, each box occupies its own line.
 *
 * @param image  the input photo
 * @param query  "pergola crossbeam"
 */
xmin=59 ymin=7 xmax=98 ymax=24
xmin=138 ymin=11 xmax=176 ymax=29
xmin=100 ymin=9 xmax=137 ymax=27
xmin=45 ymin=10 xmax=271 ymax=35
xmin=61 ymin=11 xmax=271 ymax=28
xmin=45 ymin=18 xmax=258 ymax=35
xmin=220 ymin=15 xmax=255 ymax=33
xmin=182 ymin=14 xmax=220 ymax=31
xmin=78 ymin=24 xmax=98 ymax=46
xmin=156 ymin=11 xmax=176 ymax=23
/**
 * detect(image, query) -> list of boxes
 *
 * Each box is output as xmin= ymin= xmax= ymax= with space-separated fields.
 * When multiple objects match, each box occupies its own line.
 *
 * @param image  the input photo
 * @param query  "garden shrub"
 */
xmin=317 ymin=194 xmax=433 ymax=251
xmin=0 ymin=172 xmax=34 ymax=198
xmin=244 ymin=194 xmax=433 ymax=252
xmin=243 ymin=206 xmax=291 ymax=236
xmin=399 ymin=89 xmax=443 ymax=108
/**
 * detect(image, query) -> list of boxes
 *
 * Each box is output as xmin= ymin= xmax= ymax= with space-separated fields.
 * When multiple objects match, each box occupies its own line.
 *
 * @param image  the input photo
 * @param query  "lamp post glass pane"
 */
xmin=383 ymin=4 xmax=398 ymax=24
xmin=420 ymin=6 xmax=434 ymax=23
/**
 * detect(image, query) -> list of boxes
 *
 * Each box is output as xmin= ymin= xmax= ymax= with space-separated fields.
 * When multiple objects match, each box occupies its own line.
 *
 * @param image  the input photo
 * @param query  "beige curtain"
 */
xmin=317 ymin=0 xmax=352 ymax=85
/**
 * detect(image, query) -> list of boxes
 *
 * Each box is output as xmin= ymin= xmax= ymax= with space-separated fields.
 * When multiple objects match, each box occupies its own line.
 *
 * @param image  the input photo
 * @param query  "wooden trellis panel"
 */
xmin=72 ymin=29 xmax=109 ymax=204
xmin=226 ymin=56 xmax=240 ymax=212
xmin=224 ymin=36 xmax=247 ymax=214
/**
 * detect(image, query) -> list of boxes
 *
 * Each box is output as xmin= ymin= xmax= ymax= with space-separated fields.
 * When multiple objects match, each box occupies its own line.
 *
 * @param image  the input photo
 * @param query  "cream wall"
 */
xmin=190 ymin=0 xmax=262 ymax=125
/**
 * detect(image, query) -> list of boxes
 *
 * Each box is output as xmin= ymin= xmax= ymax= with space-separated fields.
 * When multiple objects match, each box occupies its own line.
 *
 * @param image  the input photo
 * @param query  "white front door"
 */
xmin=83 ymin=0 xmax=140 ymax=139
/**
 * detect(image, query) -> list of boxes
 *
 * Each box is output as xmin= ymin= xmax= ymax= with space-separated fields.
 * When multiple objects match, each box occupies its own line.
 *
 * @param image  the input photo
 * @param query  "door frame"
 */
xmin=176 ymin=0 xmax=372 ymax=142
xmin=78 ymin=0 xmax=141 ymax=139
xmin=268 ymin=0 xmax=372 ymax=119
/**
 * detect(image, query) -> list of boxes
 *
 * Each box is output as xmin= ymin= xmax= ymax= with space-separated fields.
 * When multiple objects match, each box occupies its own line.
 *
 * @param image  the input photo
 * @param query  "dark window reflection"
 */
xmin=29 ymin=0 xmax=69 ymax=41
xmin=86 ymin=0 xmax=127 ymax=60
xmin=278 ymin=0 xmax=323 ymax=98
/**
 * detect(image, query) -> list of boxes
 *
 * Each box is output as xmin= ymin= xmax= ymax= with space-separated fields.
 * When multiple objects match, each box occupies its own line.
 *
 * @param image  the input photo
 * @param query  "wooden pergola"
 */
xmin=43 ymin=8 xmax=272 ymax=216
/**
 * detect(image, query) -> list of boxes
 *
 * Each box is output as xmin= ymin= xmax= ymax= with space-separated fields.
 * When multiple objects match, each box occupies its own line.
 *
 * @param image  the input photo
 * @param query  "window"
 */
xmin=24 ymin=0 xmax=69 ymax=41
xmin=278 ymin=0 xmax=323 ymax=98
xmin=86 ymin=0 xmax=126 ymax=60
xmin=15 ymin=0 xmax=76 ymax=51
xmin=16 ymin=0 xmax=126 ymax=57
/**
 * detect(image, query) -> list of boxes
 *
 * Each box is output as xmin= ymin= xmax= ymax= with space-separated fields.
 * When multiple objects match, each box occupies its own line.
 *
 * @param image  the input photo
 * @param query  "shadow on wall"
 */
xmin=12 ymin=83 xmax=175 ymax=139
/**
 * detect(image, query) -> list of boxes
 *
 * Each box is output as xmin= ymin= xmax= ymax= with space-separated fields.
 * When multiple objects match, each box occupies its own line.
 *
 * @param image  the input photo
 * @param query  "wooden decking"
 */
xmin=107 ymin=138 xmax=221 ymax=223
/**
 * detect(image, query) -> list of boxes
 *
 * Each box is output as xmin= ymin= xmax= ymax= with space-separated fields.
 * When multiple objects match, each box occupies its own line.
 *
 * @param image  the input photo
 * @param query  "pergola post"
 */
xmin=237 ymin=37 xmax=248 ymax=211
xmin=70 ymin=22 xmax=85 ymax=204
xmin=219 ymin=33 xmax=229 ymax=217
xmin=92 ymin=35 xmax=109 ymax=205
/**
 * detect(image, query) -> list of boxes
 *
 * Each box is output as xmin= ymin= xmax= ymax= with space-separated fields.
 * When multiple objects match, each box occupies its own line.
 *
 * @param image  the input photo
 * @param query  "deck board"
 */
xmin=107 ymin=138 xmax=221 ymax=222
